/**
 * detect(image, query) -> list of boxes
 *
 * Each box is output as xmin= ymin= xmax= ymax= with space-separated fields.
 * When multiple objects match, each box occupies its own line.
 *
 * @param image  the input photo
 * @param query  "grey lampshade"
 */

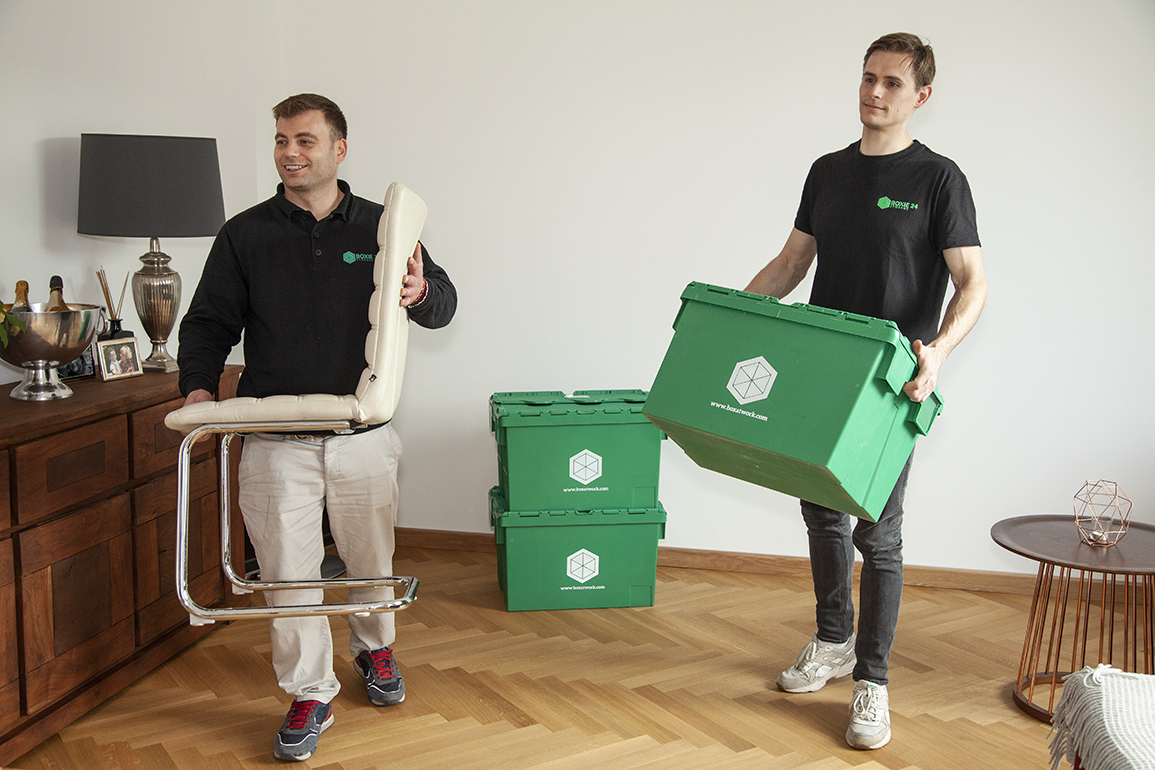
xmin=77 ymin=134 xmax=226 ymax=238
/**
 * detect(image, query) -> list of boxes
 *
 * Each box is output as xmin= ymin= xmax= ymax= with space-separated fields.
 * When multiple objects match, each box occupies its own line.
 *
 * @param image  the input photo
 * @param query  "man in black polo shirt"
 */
xmin=178 ymin=93 xmax=456 ymax=762
xmin=745 ymin=34 xmax=987 ymax=750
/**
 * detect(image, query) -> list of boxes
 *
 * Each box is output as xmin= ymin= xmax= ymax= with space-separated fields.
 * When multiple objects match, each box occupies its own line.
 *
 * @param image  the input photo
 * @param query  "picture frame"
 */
xmin=95 ymin=337 xmax=144 ymax=381
xmin=56 ymin=347 xmax=95 ymax=381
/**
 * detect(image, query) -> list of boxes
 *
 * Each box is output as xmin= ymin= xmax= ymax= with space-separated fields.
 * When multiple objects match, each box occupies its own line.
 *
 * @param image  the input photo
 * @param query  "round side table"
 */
xmin=991 ymin=514 xmax=1155 ymax=721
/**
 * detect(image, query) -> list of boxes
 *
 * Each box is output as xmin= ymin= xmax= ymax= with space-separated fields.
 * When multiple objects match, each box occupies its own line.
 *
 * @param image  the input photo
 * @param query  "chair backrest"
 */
xmin=353 ymin=182 xmax=427 ymax=424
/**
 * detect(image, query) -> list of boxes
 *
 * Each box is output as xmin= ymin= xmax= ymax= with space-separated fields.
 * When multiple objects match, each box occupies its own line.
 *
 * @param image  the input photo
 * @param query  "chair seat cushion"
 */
xmin=164 ymin=394 xmax=361 ymax=433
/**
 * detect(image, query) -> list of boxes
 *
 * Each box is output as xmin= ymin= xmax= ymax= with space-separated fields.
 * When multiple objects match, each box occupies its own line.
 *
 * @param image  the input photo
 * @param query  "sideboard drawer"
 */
xmin=0 ymin=451 xmax=9 ymax=528
xmin=131 ymin=397 xmax=214 ymax=480
xmin=18 ymin=495 xmax=134 ymax=716
xmin=132 ymin=458 xmax=224 ymax=645
xmin=131 ymin=457 xmax=218 ymax=528
xmin=0 ymin=539 xmax=18 ymax=734
xmin=12 ymin=416 xmax=129 ymax=526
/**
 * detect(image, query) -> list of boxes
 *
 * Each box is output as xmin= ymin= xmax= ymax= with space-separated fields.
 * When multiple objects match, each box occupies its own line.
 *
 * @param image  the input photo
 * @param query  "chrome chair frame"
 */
xmin=175 ymin=422 xmax=419 ymax=625
xmin=169 ymin=182 xmax=426 ymax=625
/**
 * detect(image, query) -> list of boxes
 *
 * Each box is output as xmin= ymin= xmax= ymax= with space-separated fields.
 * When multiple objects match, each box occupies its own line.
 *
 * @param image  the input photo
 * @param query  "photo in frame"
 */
xmin=56 ymin=347 xmax=95 ymax=380
xmin=95 ymin=337 xmax=144 ymax=381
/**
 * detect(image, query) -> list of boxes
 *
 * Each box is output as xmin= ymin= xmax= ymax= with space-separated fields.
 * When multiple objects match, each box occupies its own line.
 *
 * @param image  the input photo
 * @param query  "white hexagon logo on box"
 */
xmin=727 ymin=356 xmax=777 ymax=405
xmin=569 ymin=449 xmax=602 ymax=484
xmin=567 ymin=549 xmax=599 ymax=583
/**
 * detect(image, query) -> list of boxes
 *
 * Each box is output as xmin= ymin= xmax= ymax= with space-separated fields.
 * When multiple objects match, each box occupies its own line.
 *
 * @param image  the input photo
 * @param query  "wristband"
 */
xmin=410 ymin=278 xmax=429 ymax=308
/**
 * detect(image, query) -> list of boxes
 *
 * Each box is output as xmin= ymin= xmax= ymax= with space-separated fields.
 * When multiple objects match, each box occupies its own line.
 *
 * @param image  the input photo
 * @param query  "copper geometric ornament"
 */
xmin=1073 ymin=479 xmax=1132 ymax=547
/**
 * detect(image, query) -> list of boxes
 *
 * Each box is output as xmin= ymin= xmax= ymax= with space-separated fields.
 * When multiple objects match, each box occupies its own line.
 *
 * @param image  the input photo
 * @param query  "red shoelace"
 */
xmin=285 ymin=700 xmax=323 ymax=729
xmin=364 ymin=649 xmax=397 ymax=679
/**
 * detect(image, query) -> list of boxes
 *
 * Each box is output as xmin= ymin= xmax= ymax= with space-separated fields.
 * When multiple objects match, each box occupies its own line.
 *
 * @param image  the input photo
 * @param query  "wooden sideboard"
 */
xmin=0 ymin=365 xmax=242 ymax=765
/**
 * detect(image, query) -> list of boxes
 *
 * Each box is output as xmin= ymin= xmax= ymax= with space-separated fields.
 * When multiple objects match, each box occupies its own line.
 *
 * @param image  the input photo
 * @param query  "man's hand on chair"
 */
xmin=185 ymin=389 xmax=214 ymax=407
xmin=182 ymin=389 xmax=214 ymax=441
xmin=400 ymin=242 xmax=426 ymax=307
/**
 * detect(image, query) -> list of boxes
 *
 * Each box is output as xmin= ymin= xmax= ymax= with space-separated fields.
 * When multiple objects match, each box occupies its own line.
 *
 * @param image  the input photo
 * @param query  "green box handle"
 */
xmin=906 ymin=396 xmax=942 ymax=436
xmin=873 ymin=338 xmax=944 ymax=435
xmin=875 ymin=344 xmax=914 ymax=396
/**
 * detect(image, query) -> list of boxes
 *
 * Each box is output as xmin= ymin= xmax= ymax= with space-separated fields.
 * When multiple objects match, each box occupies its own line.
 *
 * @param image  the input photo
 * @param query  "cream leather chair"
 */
xmin=164 ymin=182 xmax=424 ymax=624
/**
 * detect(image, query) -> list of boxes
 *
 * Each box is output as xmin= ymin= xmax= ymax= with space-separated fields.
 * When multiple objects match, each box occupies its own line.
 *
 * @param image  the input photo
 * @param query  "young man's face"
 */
xmin=273 ymin=109 xmax=347 ymax=196
xmin=859 ymin=51 xmax=931 ymax=133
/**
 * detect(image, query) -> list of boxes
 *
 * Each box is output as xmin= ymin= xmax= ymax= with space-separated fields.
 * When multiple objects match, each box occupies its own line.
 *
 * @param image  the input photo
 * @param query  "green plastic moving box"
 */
xmin=643 ymin=282 xmax=944 ymax=521
xmin=490 ymin=487 xmax=666 ymax=612
xmin=490 ymin=390 xmax=665 ymax=512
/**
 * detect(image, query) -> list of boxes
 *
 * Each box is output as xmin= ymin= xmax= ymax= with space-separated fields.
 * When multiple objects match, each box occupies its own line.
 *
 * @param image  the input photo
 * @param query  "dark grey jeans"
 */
xmin=800 ymin=452 xmax=913 ymax=686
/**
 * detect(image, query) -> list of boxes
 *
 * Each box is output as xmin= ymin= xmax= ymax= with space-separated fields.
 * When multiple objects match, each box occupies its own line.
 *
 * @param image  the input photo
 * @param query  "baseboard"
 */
xmin=394 ymin=527 xmax=1037 ymax=597
xmin=396 ymin=527 xmax=496 ymax=554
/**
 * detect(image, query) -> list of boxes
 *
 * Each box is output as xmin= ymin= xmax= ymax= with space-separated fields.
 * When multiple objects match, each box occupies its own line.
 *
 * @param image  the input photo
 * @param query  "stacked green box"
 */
xmin=643 ymin=282 xmax=944 ymax=522
xmin=490 ymin=487 xmax=666 ymax=611
xmin=489 ymin=390 xmax=667 ymax=611
xmin=490 ymin=390 xmax=664 ymax=511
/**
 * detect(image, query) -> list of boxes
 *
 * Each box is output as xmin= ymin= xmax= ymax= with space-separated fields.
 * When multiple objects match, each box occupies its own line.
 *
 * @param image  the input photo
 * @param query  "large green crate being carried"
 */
xmin=489 ymin=487 xmax=665 ymax=611
xmin=643 ymin=282 xmax=944 ymax=522
xmin=490 ymin=390 xmax=664 ymax=512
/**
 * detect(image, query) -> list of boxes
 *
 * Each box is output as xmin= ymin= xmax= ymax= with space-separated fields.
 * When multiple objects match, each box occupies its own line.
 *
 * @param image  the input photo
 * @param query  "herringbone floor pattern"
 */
xmin=10 ymin=547 xmax=1053 ymax=769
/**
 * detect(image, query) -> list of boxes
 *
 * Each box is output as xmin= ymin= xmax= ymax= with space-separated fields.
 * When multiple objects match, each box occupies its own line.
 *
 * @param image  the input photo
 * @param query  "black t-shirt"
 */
xmin=794 ymin=140 xmax=980 ymax=344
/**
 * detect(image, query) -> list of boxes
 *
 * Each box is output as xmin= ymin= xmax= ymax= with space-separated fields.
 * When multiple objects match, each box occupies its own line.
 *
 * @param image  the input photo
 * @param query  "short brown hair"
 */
xmin=864 ymin=33 xmax=935 ymax=89
xmin=272 ymin=93 xmax=348 ymax=142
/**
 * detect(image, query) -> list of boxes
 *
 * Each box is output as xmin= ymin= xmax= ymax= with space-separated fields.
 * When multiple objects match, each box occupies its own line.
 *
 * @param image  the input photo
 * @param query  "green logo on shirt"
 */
xmin=342 ymin=251 xmax=375 ymax=264
xmin=877 ymin=196 xmax=918 ymax=211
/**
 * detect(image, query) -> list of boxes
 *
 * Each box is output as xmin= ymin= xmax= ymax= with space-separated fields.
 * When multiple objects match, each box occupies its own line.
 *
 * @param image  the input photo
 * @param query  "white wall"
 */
xmin=3 ymin=0 xmax=1153 ymax=576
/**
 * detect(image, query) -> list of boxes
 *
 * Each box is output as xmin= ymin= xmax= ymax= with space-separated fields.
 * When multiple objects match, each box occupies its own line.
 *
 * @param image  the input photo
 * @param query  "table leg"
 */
xmin=1043 ymin=566 xmax=1073 ymax=714
xmin=1013 ymin=565 xmax=1155 ymax=722
xmin=1146 ymin=575 xmax=1154 ymax=673
xmin=1016 ymin=562 xmax=1047 ymax=691
xmin=1015 ymin=562 xmax=1065 ymax=721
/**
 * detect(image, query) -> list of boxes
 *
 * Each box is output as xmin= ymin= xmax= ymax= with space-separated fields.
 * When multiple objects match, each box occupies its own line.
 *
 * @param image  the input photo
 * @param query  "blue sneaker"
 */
xmin=273 ymin=699 xmax=333 ymax=762
xmin=354 ymin=647 xmax=406 ymax=706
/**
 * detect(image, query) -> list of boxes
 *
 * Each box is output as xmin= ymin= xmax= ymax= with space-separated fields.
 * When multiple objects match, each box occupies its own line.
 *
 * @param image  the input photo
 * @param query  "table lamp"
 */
xmin=77 ymin=134 xmax=225 ymax=372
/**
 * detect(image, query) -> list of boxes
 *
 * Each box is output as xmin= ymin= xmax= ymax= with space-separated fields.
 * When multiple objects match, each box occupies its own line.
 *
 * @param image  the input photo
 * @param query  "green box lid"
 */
xmin=676 ymin=282 xmax=914 ymax=347
xmin=490 ymin=389 xmax=657 ymax=433
xmin=672 ymin=283 xmax=941 ymax=411
xmin=489 ymin=485 xmax=667 ymax=530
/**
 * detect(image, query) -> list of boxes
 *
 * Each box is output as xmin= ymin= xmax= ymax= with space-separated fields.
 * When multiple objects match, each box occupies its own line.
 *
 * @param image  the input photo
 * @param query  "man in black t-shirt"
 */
xmin=745 ymin=33 xmax=987 ymax=750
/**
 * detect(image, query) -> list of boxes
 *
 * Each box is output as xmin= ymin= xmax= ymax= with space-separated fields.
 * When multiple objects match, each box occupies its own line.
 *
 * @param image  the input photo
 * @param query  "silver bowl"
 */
xmin=1 ymin=303 xmax=105 ymax=400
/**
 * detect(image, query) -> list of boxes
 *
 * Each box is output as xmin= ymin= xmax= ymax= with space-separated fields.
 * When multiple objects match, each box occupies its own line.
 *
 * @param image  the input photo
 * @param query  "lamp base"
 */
xmin=142 ymin=340 xmax=179 ymax=373
xmin=133 ymin=237 xmax=181 ymax=374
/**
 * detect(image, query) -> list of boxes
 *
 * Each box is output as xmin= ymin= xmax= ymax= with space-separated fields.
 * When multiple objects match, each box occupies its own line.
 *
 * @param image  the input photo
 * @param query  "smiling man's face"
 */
xmin=273 ymin=109 xmax=346 ymax=197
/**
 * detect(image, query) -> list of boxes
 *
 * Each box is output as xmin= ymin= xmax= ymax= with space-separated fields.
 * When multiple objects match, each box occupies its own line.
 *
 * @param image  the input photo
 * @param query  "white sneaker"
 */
xmin=846 ymin=680 xmax=891 ymax=750
xmin=776 ymin=633 xmax=856 ymax=693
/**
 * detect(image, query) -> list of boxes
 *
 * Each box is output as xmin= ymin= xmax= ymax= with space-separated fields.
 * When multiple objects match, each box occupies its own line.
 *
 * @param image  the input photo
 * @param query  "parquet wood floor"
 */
xmin=8 ymin=546 xmax=1054 ymax=769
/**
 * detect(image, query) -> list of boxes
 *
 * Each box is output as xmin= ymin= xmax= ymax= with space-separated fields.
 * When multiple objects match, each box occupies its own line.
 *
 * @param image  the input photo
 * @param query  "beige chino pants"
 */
xmin=239 ymin=425 xmax=402 ymax=703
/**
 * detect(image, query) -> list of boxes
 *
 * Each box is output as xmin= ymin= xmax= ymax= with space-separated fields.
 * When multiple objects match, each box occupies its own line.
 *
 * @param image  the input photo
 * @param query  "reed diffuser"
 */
xmin=97 ymin=267 xmax=133 ymax=340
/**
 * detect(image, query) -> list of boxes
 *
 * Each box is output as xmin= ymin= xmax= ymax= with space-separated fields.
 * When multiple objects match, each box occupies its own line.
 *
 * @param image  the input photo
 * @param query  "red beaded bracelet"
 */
xmin=410 ymin=278 xmax=429 ymax=308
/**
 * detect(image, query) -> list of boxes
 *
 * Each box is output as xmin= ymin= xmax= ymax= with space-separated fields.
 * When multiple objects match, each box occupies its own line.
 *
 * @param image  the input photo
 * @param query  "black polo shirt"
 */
xmin=178 ymin=180 xmax=456 ymax=399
